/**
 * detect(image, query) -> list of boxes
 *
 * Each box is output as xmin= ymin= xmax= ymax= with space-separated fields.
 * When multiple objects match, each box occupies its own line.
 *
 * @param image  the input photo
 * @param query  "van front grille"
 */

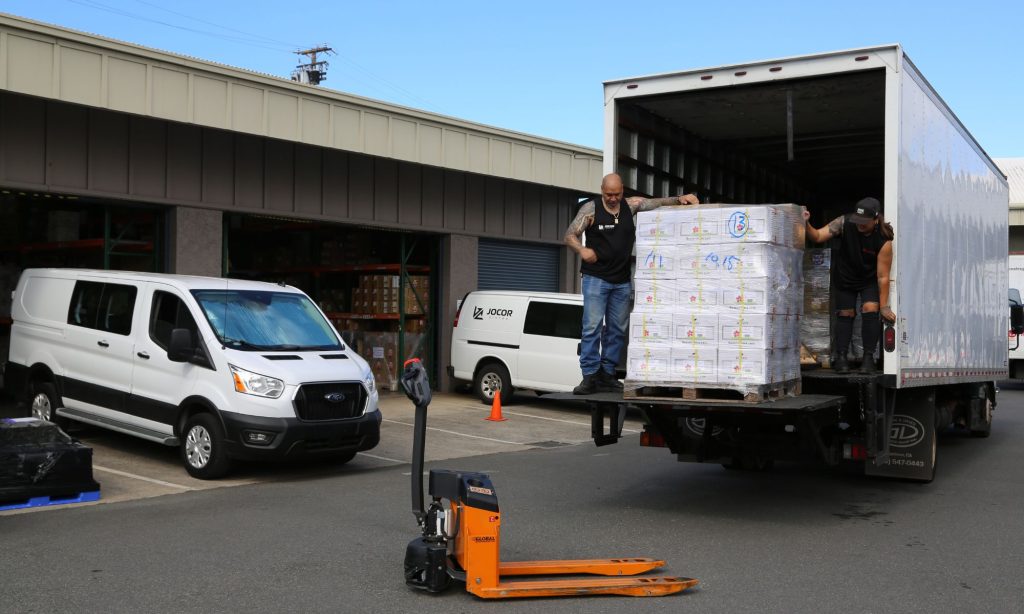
xmin=293 ymin=383 xmax=366 ymax=421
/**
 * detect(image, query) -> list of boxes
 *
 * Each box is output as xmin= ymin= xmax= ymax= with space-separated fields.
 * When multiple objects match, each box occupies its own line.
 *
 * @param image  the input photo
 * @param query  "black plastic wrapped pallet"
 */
xmin=0 ymin=418 xmax=100 ymax=504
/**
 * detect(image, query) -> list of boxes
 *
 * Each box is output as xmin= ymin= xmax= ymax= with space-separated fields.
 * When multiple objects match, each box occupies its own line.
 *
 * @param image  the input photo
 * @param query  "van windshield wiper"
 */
xmin=221 ymin=338 xmax=268 ymax=351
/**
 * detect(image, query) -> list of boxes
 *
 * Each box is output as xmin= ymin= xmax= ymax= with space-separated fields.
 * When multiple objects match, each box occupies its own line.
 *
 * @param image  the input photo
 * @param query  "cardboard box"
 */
xmin=634 ymin=278 xmax=678 ymax=311
xmin=677 ymin=281 xmax=721 ymax=311
xmin=634 ymin=245 xmax=678 ymax=279
xmin=676 ymin=209 xmax=721 ymax=243
xmin=670 ymin=347 xmax=718 ymax=383
xmin=718 ymin=347 xmax=795 ymax=385
xmin=673 ymin=311 xmax=718 ymax=345
xmin=719 ymin=277 xmax=802 ymax=315
xmin=626 ymin=346 xmax=671 ymax=381
xmin=718 ymin=313 xmax=797 ymax=349
xmin=629 ymin=311 xmax=674 ymax=346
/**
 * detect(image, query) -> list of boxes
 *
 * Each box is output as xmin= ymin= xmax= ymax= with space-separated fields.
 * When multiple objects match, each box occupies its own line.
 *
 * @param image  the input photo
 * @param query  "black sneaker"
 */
xmin=833 ymin=356 xmax=850 ymax=374
xmin=858 ymin=358 xmax=876 ymax=374
xmin=598 ymin=370 xmax=624 ymax=392
xmin=573 ymin=374 xmax=599 ymax=395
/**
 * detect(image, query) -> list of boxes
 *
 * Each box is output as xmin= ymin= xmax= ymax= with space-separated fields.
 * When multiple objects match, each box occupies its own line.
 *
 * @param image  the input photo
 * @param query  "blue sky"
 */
xmin=3 ymin=0 xmax=1021 ymax=157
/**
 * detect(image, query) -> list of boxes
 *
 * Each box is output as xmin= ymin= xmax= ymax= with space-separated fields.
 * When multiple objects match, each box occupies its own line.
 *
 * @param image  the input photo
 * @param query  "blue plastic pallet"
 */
xmin=0 ymin=490 xmax=101 ymax=511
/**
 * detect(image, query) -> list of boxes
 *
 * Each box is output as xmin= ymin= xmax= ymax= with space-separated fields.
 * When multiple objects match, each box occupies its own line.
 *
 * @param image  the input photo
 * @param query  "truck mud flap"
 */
xmin=863 ymin=382 xmax=893 ymax=465
xmin=590 ymin=402 xmax=626 ymax=446
xmin=865 ymin=388 xmax=936 ymax=482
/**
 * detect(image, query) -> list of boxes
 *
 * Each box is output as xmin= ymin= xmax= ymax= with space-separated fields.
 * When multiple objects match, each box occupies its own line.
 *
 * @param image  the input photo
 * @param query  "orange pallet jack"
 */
xmin=400 ymin=359 xmax=697 ymax=599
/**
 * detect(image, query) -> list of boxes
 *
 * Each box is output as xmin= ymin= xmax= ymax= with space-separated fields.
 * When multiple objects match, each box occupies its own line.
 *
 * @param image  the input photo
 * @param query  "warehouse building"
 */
xmin=998 ymin=158 xmax=1024 ymax=251
xmin=0 ymin=14 xmax=602 ymax=391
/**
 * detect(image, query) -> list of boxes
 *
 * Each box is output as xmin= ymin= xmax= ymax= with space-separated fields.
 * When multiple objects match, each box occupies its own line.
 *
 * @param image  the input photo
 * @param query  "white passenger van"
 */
xmin=448 ymin=291 xmax=585 ymax=402
xmin=5 ymin=269 xmax=381 ymax=479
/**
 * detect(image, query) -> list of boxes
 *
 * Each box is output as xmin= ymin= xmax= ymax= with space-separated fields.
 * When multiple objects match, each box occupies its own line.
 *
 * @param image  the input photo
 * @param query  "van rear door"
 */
xmin=517 ymin=299 xmax=583 ymax=392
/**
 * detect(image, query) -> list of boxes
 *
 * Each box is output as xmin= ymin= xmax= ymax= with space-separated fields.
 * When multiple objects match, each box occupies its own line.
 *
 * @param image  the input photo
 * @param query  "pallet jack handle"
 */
xmin=401 ymin=358 xmax=431 ymax=525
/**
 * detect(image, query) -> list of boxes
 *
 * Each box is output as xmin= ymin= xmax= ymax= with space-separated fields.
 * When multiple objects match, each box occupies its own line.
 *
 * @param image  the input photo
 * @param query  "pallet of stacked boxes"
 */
xmin=626 ymin=203 xmax=806 ymax=402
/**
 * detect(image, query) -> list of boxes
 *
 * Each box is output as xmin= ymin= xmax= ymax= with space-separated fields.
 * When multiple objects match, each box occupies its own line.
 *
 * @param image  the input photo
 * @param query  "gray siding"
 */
xmin=0 ymin=91 xmax=586 ymax=244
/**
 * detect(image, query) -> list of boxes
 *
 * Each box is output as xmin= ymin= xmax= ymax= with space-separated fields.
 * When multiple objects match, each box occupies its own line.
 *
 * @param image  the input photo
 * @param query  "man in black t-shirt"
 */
xmin=805 ymin=197 xmax=895 ymax=374
xmin=564 ymin=173 xmax=699 ymax=394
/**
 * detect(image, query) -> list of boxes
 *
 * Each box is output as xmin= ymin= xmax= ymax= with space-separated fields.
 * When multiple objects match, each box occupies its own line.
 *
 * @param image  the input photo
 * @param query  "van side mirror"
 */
xmin=168 ymin=328 xmax=195 ymax=363
xmin=1012 ymin=305 xmax=1024 ymax=335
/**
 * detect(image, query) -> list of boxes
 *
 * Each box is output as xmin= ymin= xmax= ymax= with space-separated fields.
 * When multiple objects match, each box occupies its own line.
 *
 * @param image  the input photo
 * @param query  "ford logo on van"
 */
xmin=889 ymin=415 xmax=925 ymax=448
xmin=323 ymin=392 xmax=347 ymax=404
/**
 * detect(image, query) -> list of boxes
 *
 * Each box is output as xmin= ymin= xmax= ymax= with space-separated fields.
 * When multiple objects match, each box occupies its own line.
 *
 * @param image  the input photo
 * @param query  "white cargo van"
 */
xmin=449 ymin=291 xmax=585 ymax=402
xmin=5 ymin=269 xmax=381 ymax=479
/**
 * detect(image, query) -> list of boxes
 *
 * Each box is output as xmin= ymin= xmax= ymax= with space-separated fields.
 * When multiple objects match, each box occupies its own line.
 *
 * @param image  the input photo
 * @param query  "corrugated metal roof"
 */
xmin=997 ymin=158 xmax=1024 ymax=208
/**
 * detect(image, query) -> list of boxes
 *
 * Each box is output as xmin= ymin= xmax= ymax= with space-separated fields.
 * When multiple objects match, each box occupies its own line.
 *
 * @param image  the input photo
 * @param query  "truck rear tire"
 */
xmin=474 ymin=361 xmax=513 ymax=405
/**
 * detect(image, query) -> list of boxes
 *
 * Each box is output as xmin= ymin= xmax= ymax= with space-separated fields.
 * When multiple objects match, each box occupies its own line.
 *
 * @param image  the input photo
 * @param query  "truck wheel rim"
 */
xmin=481 ymin=373 xmax=501 ymax=397
xmin=31 ymin=393 xmax=51 ymax=421
xmin=185 ymin=425 xmax=212 ymax=468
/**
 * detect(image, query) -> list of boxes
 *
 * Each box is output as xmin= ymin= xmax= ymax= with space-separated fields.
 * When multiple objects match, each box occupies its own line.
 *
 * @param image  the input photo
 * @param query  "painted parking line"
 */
xmin=92 ymin=465 xmax=193 ymax=491
xmin=382 ymin=419 xmax=526 ymax=446
xmin=357 ymin=451 xmax=407 ymax=464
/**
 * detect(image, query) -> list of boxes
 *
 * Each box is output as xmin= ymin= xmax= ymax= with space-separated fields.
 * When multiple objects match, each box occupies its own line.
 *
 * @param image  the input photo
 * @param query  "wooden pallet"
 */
xmin=624 ymin=380 xmax=802 ymax=404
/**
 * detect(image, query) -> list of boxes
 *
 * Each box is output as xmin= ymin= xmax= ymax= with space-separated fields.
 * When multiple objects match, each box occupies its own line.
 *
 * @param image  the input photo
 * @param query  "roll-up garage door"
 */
xmin=478 ymin=239 xmax=559 ymax=292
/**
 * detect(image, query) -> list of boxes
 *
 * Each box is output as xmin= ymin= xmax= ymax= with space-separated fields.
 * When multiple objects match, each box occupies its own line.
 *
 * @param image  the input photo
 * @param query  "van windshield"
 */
xmin=191 ymin=290 xmax=342 ymax=351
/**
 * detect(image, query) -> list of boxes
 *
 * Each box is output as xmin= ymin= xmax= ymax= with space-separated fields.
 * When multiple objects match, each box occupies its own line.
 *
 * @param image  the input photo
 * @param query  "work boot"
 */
xmin=833 ymin=356 xmax=850 ymax=374
xmin=598 ymin=370 xmax=624 ymax=392
xmin=858 ymin=357 xmax=876 ymax=374
xmin=573 ymin=374 xmax=599 ymax=395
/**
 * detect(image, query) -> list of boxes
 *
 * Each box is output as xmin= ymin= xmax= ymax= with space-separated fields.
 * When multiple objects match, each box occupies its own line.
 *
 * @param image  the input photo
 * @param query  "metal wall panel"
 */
xmin=46 ymin=104 xmax=88 ymax=189
xmin=106 ymin=57 xmax=146 ymax=115
xmin=397 ymin=162 xmax=422 ymax=226
xmin=443 ymin=170 xmax=466 ymax=230
xmin=322 ymin=148 xmax=349 ymax=218
xmin=231 ymin=84 xmax=263 ymax=134
xmin=129 ymin=116 xmax=166 ymax=198
xmin=392 ymin=118 xmax=417 ymax=161
xmin=152 ymin=67 xmax=189 ymax=122
xmin=294 ymin=144 xmax=322 ymax=215
xmin=2 ymin=93 xmax=45 ymax=184
xmin=301 ymin=99 xmax=329 ymax=147
xmin=88 ymin=111 xmax=128 ymax=193
xmin=0 ymin=91 xmax=586 ymax=247
xmin=373 ymin=158 xmax=398 ymax=223
xmin=267 ymin=92 xmax=298 ymax=141
xmin=59 ymin=46 xmax=102 ymax=106
xmin=166 ymin=124 xmax=201 ymax=202
xmin=234 ymin=134 xmax=264 ymax=208
xmin=6 ymin=34 xmax=52 ymax=98
xmin=194 ymin=76 xmax=228 ymax=129
xmin=202 ymin=130 xmax=234 ymax=205
xmin=264 ymin=140 xmax=294 ymax=211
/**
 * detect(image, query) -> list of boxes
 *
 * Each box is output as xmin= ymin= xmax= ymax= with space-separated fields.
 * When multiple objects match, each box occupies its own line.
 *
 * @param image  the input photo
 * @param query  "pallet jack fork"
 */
xmin=400 ymin=359 xmax=697 ymax=599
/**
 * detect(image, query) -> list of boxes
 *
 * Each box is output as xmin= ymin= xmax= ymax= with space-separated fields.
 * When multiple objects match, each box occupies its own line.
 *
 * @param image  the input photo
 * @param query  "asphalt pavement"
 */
xmin=3 ymin=388 xmax=1024 ymax=613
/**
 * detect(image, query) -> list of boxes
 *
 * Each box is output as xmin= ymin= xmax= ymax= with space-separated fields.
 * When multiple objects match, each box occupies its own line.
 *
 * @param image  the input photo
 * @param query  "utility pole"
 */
xmin=291 ymin=45 xmax=334 ymax=85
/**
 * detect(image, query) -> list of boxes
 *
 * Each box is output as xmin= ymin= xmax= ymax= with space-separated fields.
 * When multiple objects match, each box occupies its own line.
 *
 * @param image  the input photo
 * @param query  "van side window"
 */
xmin=523 ymin=302 xmax=583 ymax=339
xmin=67 ymin=281 xmax=104 ymax=329
xmin=150 ymin=291 xmax=199 ymax=349
xmin=97 ymin=284 xmax=138 ymax=335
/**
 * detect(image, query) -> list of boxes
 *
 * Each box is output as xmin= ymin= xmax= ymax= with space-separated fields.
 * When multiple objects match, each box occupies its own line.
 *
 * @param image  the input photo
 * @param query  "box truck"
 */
xmin=567 ymin=46 xmax=1011 ymax=482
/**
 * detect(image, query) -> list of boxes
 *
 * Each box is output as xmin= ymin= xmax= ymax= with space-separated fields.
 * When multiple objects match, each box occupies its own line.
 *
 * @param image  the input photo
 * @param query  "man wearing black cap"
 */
xmin=803 ymin=197 xmax=894 ymax=374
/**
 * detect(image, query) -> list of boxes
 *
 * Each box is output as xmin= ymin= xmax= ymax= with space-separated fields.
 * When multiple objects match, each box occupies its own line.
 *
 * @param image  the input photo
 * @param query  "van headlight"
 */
xmin=229 ymin=364 xmax=284 ymax=399
xmin=363 ymin=371 xmax=377 ymax=395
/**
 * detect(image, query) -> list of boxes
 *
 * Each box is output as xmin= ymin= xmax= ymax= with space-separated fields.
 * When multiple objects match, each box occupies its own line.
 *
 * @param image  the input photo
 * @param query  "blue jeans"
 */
xmin=580 ymin=274 xmax=631 ymax=377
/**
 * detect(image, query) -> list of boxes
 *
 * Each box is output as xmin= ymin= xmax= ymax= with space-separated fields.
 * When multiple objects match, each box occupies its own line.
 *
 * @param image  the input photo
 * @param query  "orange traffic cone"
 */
xmin=486 ymin=390 xmax=507 ymax=422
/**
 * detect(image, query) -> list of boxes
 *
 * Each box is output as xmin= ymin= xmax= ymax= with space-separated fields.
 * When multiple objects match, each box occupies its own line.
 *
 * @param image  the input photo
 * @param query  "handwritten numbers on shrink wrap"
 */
xmin=626 ymin=203 xmax=806 ymax=396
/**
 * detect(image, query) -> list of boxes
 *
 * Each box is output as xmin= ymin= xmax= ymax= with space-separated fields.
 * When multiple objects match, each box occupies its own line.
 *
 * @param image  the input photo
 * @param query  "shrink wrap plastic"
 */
xmin=627 ymin=203 xmax=806 ymax=396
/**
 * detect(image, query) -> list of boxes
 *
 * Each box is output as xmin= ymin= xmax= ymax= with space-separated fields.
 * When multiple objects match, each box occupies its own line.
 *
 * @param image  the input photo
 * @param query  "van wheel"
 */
xmin=30 ymin=381 xmax=70 ymax=430
xmin=474 ymin=362 xmax=513 ymax=404
xmin=181 ymin=413 xmax=232 ymax=480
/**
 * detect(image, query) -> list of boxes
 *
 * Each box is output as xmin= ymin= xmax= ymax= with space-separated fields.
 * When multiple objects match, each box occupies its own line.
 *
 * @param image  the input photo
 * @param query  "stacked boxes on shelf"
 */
xmin=626 ymin=204 xmax=805 ymax=394
xmin=348 ymin=275 xmax=430 ymax=315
